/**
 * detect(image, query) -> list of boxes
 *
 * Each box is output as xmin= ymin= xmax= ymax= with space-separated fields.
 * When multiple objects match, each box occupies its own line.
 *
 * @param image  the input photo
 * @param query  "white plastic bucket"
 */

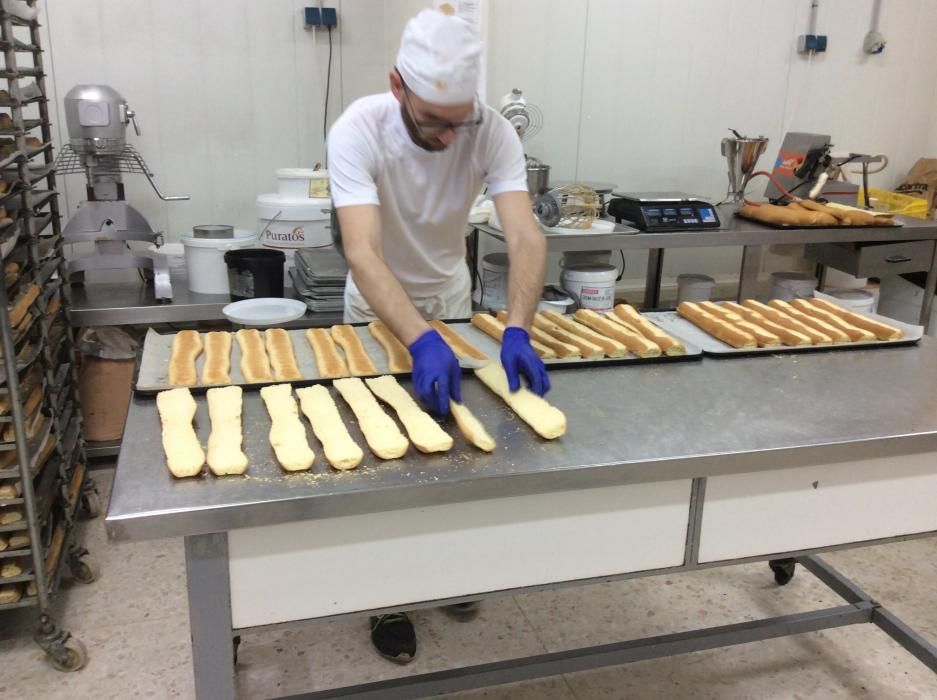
xmin=561 ymin=264 xmax=617 ymax=312
xmin=676 ymin=274 xmax=716 ymax=303
xmin=815 ymin=288 xmax=876 ymax=314
xmin=182 ymin=229 xmax=257 ymax=295
xmin=275 ymin=168 xmax=329 ymax=199
xmin=479 ymin=253 xmax=509 ymax=310
xmin=771 ymin=272 xmax=817 ymax=301
xmin=257 ymin=194 xmax=331 ymax=249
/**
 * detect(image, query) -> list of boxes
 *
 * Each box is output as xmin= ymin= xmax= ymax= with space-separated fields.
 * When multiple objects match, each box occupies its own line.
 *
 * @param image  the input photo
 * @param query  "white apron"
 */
xmin=343 ymin=265 xmax=472 ymax=324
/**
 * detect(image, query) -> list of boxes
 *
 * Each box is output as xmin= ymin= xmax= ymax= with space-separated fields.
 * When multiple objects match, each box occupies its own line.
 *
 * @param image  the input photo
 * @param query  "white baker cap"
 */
xmin=396 ymin=9 xmax=481 ymax=106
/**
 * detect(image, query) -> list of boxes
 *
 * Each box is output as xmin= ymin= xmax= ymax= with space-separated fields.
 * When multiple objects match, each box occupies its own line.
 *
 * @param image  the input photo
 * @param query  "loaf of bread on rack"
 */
xmin=610 ymin=304 xmax=686 ymax=355
xmin=573 ymin=309 xmax=661 ymax=357
xmin=808 ymin=298 xmax=903 ymax=340
xmin=767 ymin=299 xmax=851 ymax=343
xmin=790 ymin=299 xmax=875 ymax=342
xmin=495 ymin=310 xmax=581 ymax=358
xmin=168 ymin=330 xmax=203 ymax=386
xmin=677 ymin=302 xmax=756 ymax=349
xmin=470 ymin=313 xmax=556 ymax=358
xmin=721 ymin=301 xmax=812 ymax=346
xmin=538 ymin=310 xmax=628 ymax=357
xmin=742 ymin=299 xmax=832 ymax=345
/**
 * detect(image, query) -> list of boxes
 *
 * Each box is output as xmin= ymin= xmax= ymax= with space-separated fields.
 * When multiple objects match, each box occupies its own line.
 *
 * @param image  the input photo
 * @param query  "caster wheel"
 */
xmin=769 ymin=558 xmax=796 ymax=586
xmin=49 ymin=638 xmax=87 ymax=672
xmin=79 ymin=490 xmax=100 ymax=520
xmin=74 ymin=558 xmax=97 ymax=584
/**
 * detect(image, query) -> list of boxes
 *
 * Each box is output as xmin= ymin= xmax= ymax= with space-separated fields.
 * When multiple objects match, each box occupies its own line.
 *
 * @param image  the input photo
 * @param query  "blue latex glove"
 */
xmin=408 ymin=329 xmax=461 ymax=415
xmin=501 ymin=326 xmax=550 ymax=396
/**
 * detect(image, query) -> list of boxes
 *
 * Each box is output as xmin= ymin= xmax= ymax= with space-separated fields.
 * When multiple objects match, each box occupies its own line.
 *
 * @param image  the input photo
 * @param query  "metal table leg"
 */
xmin=738 ymin=245 xmax=763 ymax=301
xmin=918 ymin=242 xmax=937 ymax=331
xmin=643 ymin=248 xmax=664 ymax=309
xmin=185 ymin=532 xmax=236 ymax=700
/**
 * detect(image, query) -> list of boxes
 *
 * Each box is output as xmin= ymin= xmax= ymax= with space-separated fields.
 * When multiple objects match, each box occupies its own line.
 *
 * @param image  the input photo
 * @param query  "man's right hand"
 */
xmin=408 ymin=329 xmax=462 ymax=415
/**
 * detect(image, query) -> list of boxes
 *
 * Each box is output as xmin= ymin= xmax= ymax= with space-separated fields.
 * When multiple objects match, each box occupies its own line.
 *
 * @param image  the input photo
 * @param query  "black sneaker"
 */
xmin=443 ymin=601 xmax=480 ymax=621
xmin=370 ymin=613 xmax=416 ymax=664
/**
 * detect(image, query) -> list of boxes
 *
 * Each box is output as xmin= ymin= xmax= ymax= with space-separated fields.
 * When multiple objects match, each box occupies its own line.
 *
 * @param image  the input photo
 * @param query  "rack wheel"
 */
xmin=769 ymin=558 xmax=796 ymax=586
xmin=74 ymin=558 xmax=98 ymax=584
xmin=48 ymin=637 xmax=88 ymax=672
xmin=79 ymin=489 xmax=101 ymax=520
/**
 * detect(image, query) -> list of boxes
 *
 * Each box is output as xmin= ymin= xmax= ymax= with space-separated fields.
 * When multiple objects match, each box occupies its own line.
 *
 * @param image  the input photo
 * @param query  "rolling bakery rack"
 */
xmin=0 ymin=0 xmax=97 ymax=671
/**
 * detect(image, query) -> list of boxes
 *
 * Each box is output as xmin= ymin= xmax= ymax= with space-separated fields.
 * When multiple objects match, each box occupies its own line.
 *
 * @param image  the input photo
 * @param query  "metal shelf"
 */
xmin=0 ymin=149 xmax=21 ymax=170
xmin=0 ymin=567 xmax=35 ymax=585
xmin=32 ymin=212 xmax=52 ymax=236
xmin=0 ymin=546 xmax=30 ymax=560
xmin=0 ymin=118 xmax=41 ymax=135
xmin=0 ymin=594 xmax=38 ymax=611
xmin=2 ymin=163 xmax=53 ymax=184
xmin=0 ymin=520 xmax=28 ymax=533
xmin=0 ymin=413 xmax=52 ymax=478
xmin=0 ymin=67 xmax=42 ymax=79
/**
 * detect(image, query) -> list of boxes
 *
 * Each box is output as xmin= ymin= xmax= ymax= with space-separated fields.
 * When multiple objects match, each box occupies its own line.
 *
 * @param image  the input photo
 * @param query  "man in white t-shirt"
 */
xmin=327 ymin=9 xmax=549 ymax=663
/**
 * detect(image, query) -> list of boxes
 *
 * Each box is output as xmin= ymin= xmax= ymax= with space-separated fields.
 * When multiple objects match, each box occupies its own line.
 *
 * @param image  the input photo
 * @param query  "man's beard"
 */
xmin=400 ymin=103 xmax=448 ymax=152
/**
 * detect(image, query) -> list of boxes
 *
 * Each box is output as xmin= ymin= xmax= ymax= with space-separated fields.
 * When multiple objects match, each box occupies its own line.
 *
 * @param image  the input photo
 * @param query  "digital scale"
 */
xmin=607 ymin=192 xmax=721 ymax=232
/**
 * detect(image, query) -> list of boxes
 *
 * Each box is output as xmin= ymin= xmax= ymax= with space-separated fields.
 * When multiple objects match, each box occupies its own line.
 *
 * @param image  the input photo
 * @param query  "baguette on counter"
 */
xmin=739 ymin=201 xmax=895 ymax=227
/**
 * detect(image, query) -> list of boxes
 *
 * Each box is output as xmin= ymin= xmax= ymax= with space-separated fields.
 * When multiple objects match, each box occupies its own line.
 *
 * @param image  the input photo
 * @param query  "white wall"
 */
xmin=40 ymin=0 xmax=418 ymax=241
xmin=40 ymin=0 xmax=937 ymax=284
xmin=486 ymin=0 xmax=937 ymax=283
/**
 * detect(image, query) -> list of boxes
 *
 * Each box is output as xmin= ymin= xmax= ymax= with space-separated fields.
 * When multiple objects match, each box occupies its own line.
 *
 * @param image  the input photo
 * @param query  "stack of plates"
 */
xmin=291 ymin=248 xmax=347 ymax=313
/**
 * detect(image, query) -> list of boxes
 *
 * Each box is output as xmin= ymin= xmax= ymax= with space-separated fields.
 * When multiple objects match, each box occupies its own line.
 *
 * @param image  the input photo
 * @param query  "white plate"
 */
xmin=222 ymin=298 xmax=307 ymax=326
xmin=543 ymin=219 xmax=616 ymax=235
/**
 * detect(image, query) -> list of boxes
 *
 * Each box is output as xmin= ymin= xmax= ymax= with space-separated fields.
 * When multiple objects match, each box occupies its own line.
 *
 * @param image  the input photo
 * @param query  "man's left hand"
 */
xmin=500 ymin=327 xmax=550 ymax=395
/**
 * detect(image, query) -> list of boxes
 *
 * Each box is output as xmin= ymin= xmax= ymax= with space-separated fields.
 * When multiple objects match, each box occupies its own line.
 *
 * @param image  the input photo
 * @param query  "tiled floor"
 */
xmin=1 ymin=467 xmax=935 ymax=699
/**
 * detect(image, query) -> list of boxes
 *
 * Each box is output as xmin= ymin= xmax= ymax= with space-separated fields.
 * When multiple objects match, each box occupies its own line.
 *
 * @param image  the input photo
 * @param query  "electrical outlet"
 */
xmin=304 ymin=7 xmax=321 ymax=28
xmin=321 ymin=7 xmax=337 ymax=28
xmin=797 ymin=34 xmax=828 ymax=53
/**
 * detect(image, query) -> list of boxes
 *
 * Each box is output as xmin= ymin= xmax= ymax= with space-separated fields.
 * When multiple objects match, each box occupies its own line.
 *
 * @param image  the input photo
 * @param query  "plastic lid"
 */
xmin=275 ymin=168 xmax=328 ymax=179
xmin=825 ymin=288 xmax=874 ymax=300
xmin=677 ymin=273 xmax=715 ymax=283
xmin=564 ymin=263 xmax=616 ymax=273
xmin=181 ymin=228 xmax=256 ymax=248
xmin=257 ymin=193 xmax=331 ymax=220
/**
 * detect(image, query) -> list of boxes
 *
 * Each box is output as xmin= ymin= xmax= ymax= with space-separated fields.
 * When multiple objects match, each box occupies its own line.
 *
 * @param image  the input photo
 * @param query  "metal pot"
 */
xmin=526 ymin=161 xmax=550 ymax=196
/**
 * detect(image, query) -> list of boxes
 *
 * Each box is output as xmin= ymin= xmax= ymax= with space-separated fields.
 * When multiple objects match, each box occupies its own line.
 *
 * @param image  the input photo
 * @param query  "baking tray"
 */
xmin=734 ymin=212 xmax=903 ymax=230
xmin=646 ymin=310 xmax=922 ymax=357
xmin=135 ymin=318 xmax=703 ymax=394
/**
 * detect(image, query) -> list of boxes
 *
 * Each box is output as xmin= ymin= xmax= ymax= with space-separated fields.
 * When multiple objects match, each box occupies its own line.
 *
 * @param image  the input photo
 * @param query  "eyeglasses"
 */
xmin=397 ymin=70 xmax=483 ymax=133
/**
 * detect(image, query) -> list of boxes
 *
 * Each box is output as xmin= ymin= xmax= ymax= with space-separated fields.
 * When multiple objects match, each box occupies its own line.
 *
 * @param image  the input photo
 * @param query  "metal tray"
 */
xmin=734 ymin=212 xmax=903 ymax=230
xmin=135 ymin=318 xmax=703 ymax=394
xmin=647 ymin=310 xmax=923 ymax=357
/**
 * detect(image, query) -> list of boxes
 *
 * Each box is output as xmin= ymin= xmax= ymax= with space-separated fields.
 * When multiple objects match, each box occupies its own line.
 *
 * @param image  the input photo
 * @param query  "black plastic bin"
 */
xmin=224 ymin=248 xmax=285 ymax=301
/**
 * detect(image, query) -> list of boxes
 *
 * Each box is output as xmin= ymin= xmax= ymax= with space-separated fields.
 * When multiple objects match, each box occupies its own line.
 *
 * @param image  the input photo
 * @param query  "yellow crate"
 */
xmin=859 ymin=187 xmax=928 ymax=219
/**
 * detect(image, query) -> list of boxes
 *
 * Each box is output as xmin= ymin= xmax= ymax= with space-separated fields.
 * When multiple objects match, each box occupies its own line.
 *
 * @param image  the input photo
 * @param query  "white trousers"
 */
xmin=343 ymin=265 xmax=472 ymax=324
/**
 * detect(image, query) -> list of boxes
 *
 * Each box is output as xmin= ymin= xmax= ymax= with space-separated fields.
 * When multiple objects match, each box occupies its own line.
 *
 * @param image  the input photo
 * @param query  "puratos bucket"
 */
xmin=224 ymin=249 xmax=286 ymax=301
xmin=560 ymin=264 xmax=617 ymax=311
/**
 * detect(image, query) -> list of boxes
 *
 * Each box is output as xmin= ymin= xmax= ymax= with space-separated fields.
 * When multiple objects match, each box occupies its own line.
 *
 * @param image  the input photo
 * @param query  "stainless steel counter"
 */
xmin=477 ymin=204 xmax=937 ymax=249
xmin=68 ymin=270 xmax=343 ymax=328
xmin=473 ymin=205 xmax=937 ymax=325
xmin=106 ymin=339 xmax=937 ymax=541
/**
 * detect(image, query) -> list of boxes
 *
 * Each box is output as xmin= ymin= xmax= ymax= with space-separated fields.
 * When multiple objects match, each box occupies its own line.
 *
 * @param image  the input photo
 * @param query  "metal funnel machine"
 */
xmin=721 ymin=132 xmax=768 ymax=203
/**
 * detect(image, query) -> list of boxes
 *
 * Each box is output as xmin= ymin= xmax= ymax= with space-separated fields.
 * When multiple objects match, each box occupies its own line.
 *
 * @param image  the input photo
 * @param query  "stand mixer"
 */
xmin=721 ymin=132 xmax=769 ymax=203
xmin=54 ymin=85 xmax=189 ymax=300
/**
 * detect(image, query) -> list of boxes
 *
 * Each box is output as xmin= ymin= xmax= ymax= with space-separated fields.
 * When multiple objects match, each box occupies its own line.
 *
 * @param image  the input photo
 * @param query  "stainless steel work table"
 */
xmin=68 ymin=271 xmax=343 ymax=328
xmin=472 ymin=204 xmax=937 ymax=327
xmin=107 ymin=342 xmax=937 ymax=698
